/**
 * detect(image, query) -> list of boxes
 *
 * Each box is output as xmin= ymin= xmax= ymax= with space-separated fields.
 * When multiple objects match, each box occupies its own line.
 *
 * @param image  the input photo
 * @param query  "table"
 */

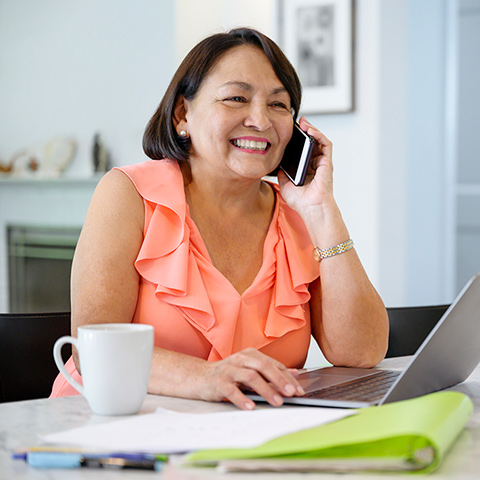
xmin=1 ymin=357 xmax=479 ymax=479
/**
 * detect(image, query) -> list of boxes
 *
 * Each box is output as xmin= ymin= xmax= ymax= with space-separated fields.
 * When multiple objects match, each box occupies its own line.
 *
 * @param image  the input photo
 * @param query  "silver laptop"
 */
xmin=247 ymin=274 xmax=480 ymax=408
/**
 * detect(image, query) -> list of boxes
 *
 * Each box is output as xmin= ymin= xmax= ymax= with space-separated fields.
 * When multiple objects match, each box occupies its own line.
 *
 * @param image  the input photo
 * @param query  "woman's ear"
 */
xmin=173 ymin=95 xmax=188 ymax=134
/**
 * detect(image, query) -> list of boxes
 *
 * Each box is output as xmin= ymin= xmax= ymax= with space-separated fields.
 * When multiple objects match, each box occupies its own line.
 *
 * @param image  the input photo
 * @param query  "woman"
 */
xmin=51 ymin=28 xmax=388 ymax=410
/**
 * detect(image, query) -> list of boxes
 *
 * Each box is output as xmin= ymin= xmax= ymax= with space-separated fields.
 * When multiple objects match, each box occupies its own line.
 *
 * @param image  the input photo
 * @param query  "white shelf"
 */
xmin=456 ymin=184 xmax=480 ymax=196
xmin=0 ymin=174 xmax=104 ymax=187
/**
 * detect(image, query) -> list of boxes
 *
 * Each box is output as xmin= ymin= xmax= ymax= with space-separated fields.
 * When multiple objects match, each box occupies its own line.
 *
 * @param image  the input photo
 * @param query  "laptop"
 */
xmin=247 ymin=274 xmax=480 ymax=408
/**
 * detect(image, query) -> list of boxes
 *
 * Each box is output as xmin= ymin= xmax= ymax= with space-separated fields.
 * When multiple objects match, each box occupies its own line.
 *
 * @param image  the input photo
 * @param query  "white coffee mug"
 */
xmin=54 ymin=323 xmax=154 ymax=416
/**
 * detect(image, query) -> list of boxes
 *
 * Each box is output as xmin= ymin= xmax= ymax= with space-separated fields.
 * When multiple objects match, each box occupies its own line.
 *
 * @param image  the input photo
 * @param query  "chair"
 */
xmin=385 ymin=304 xmax=450 ymax=358
xmin=0 ymin=312 xmax=71 ymax=403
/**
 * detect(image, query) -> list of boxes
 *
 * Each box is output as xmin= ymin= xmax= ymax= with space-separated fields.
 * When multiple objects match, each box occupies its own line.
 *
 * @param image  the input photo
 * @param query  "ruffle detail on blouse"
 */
xmin=116 ymin=161 xmax=319 ymax=358
xmin=116 ymin=161 xmax=216 ymax=332
xmin=264 ymin=188 xmax=319 ymax=338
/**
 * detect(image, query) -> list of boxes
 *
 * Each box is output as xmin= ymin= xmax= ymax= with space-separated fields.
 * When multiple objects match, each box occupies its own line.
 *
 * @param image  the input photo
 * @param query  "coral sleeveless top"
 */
xmin=50 ymin=160 xmax=319 ymax=397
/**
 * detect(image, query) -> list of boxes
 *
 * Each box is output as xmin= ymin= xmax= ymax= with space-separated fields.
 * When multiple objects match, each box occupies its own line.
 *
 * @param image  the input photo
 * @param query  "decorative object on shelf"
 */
xmin=0 ymin=157 xmax=13 ymax=173
xmin=2 ymin=138 xmax=76 ymax=178
xmin=280 ymin=0 xmax=354 ymax=114
xmin=7 ymin=147 xmax=42 ymax=176
xmin=43 ymin=138 xmax=76 ymax=176
xmin=92 ymin=133 xmax=110 ymax=173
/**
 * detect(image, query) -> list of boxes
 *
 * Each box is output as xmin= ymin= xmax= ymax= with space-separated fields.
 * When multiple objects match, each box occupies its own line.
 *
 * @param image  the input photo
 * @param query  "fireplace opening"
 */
xmin=8 ymin=225 xmax=81 ymax=313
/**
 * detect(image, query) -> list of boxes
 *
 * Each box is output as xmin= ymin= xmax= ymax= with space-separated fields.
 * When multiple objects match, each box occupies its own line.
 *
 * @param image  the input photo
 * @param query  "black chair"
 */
xmin=385 ymin=304 xmax=450 ymax=358
xmin=0 ymin=312 xmax=71 ymax=403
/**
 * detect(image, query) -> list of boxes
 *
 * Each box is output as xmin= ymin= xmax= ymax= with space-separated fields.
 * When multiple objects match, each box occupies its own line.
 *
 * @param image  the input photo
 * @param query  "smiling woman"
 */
xmin=174 ymin=45 xmax=293 ymax=182
xmin=143 ymin=29 xmax=302 ymax=163
xmin=50 ymin=27 xmax=389 ymax=411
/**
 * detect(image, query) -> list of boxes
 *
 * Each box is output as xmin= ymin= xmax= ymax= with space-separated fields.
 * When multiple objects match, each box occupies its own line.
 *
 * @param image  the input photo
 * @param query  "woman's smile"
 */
xmin=230 ymin=136 xmax=271 ymax=154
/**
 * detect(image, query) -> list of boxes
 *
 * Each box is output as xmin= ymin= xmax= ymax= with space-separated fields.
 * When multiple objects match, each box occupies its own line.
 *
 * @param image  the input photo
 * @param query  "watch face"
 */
xmin=313 ymin=247 xmax=322 ymax=262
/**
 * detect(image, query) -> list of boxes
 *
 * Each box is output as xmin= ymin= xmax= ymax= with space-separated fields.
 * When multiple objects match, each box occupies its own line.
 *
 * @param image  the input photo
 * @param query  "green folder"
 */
xmin=184 ymin=391 xmax=473 ymax=474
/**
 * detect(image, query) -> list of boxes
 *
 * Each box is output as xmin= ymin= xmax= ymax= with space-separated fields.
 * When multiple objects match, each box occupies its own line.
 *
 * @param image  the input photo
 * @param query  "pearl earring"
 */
xmin=179 ymin=130 xmax=187 ymax=138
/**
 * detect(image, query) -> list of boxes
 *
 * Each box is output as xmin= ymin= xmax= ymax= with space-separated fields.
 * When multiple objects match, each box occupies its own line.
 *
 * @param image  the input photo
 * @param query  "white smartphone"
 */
xmin=279 ymin=122 xmax=315 ymax=186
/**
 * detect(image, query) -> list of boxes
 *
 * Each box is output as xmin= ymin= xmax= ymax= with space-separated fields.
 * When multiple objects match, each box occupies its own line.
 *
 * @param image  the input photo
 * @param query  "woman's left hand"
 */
xmin=277 ymin=116 xmax=335 ymax=214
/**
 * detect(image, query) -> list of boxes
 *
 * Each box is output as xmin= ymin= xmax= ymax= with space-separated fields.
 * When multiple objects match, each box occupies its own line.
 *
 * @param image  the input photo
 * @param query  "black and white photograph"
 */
xmin=281 ymin=0 xmax=354 ymax=113
xmin=297 ymin=4 xmax=335 ymax=87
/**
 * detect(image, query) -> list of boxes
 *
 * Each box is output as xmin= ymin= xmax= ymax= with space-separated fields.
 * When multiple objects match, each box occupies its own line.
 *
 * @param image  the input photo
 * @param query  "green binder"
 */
xmin=185 ymin=391 xmax=472 ymax=474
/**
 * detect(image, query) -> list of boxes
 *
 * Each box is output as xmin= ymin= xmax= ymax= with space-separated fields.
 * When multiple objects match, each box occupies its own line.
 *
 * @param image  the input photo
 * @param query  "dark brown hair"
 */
xmin=143 ymin=27 xmax=302 ymax=162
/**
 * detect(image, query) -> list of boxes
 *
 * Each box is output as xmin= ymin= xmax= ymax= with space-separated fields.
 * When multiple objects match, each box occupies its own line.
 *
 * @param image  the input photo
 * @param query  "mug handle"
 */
xmin=53 ymin=336 xmax=85 ymax=396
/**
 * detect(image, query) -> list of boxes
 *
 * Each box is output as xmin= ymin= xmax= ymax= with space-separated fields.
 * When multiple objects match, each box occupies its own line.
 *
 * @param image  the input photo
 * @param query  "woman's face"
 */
xmin=180 ymin=45 xmax=294 ymax=182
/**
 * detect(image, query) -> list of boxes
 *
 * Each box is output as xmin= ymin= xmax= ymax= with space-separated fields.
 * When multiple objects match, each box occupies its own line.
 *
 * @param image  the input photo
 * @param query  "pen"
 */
xmin=13 ymin=451 xmax=165 ymax=471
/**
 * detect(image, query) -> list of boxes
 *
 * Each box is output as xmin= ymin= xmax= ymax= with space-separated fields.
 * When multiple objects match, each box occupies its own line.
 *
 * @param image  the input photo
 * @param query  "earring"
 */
xmin=179 ymin=130 xmax=188 ymax=138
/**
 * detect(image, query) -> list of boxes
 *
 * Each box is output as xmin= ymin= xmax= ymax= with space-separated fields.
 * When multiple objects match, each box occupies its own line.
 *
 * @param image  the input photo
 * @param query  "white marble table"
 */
xmin=1 ymin=357 xmax=480 ymax=479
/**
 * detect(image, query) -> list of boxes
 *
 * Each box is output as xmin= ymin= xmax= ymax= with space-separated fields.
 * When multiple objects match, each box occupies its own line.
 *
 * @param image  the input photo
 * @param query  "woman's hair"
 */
xmin=143 ymin=27 xmax=302 ymax=162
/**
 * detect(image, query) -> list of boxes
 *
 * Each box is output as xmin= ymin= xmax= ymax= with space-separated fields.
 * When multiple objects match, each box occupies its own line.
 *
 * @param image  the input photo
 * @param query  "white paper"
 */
xmin=42 ymin=406 xmax=354 ymax=453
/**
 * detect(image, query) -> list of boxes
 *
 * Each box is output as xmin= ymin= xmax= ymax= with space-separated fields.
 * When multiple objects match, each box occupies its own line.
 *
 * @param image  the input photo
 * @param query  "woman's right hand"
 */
xmin=198 ymin=348 xmax=305 ymax=410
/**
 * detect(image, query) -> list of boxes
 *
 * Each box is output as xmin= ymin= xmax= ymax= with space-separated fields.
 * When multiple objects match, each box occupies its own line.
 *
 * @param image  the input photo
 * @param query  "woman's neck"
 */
xmin=180 ymin=161 xmax=274 ymax=218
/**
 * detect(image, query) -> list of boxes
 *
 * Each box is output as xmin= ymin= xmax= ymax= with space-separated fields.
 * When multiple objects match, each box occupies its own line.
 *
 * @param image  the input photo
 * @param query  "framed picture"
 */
xmin=280 ymin=0 xmax=354 ymax=114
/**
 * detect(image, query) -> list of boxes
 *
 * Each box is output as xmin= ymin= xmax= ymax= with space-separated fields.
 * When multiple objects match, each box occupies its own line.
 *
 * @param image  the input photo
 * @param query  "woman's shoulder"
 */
xmin=115 ymin=158 xmax=176 ymax=176
xmin=115 ymin=159 xmax=179 ymax=185
xmin=113 ymin=159 xmax=184 ymax=204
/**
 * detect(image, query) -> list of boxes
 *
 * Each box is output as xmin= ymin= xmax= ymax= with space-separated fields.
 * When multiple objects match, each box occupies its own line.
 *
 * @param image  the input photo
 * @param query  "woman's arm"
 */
xmin=148 ymin=346 xmax=303 ymax=410
xmin=71 ymin=168 xmax=303 ymax=409
xmin=279 ymin=117 xmax=389 ymax=368
xmin=71 ymin=169 xmax=144 ymax=343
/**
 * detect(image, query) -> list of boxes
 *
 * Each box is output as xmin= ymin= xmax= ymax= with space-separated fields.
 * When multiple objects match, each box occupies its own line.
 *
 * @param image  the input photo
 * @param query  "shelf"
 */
xmin=0 ymin=174 xmax=104 ymax=187
xmin=456 ymin=184 xmax=480 ymax=195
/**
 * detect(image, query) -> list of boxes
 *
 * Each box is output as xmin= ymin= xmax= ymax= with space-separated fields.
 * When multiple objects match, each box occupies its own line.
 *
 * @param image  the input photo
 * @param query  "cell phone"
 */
xmin=279 ymin=122 xmax=315 ymax=186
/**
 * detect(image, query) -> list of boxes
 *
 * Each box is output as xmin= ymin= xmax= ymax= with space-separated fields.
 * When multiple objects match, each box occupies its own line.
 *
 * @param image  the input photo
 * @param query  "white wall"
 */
xmin=0 ymin=0 xmax=175 ymax=175
xmin=404 ymin=0 xmax=450 ymax=305
xmin=175 ymin=0 xmax=278 ymax=67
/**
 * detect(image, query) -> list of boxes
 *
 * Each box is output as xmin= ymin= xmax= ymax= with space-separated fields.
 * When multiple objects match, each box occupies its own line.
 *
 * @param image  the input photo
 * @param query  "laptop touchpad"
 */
xmin=298 ymin=367 xmax=380 ymax=393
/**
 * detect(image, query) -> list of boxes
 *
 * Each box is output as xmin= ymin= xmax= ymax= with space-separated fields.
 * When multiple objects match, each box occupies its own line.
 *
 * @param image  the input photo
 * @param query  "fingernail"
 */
xmin=297 ymin=386 xmax=305 ymax=395
xmin=284 ymin=384 xmax=295 ymax=396
xmin=244 ymin=401 xmax=255 ymax=410
xmin=273 ymin=394 xmax=283 ymax=406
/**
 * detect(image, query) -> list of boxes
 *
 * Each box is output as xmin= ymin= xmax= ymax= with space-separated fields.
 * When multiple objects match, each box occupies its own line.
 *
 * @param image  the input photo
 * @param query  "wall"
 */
xmin=175 ymin=0 xmax=278 ymax=66
xmin=0 ymin=0 xmax=175 ymax=175
xmin=404 ymin=0 xmax=449 ymax=304
xmin=455 ymin=0 xmax=480 ymax=294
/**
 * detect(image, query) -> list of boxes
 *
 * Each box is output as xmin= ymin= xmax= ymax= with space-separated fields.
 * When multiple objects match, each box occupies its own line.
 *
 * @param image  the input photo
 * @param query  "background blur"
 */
xmin=1 ymin=0 xmax=479 ymax=353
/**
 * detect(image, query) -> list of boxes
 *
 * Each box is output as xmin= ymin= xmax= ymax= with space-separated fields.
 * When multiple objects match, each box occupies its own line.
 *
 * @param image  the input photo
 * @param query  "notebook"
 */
xmin=247 ymin=273 xmax=480 ymax=408
xmin=186 ymin=391 xmax=473 ymax=474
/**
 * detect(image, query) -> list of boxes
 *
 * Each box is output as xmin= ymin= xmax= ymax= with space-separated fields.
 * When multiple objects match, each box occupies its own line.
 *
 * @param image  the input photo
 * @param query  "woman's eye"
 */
xmin=225 ymin=96 xmax=246 ymax=103
xmin=271 ymin=101 xmax=289 ymax=110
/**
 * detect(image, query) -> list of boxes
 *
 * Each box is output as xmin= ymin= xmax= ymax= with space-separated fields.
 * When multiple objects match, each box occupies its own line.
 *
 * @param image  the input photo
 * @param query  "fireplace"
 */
xmin=8 ymin=225 xmax=81 ymax=313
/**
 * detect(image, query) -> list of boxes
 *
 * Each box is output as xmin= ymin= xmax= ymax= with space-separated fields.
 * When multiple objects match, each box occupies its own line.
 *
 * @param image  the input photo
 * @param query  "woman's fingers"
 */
xmin=234 ymin=348 xmax=304 ymax=396
xmin=298 ymin=116 xmax=333 ymax=167
xmin=299 ymin=116 xmax=332 ymax=150
xmin=206 ymin=348 xmax=305 ymax=410
xmin=216 ymin=376 xmax=257 ymax=410
xmin=230 ymin=367 xmax=285 ymax=409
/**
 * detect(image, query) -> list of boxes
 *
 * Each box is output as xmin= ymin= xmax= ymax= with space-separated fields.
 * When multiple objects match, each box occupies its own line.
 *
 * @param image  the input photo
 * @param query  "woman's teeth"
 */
xmin=231 ymin=139 xmax=269 ymax=151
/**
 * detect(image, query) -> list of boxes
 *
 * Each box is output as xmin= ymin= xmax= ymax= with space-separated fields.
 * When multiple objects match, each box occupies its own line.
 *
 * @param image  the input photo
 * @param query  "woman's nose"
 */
xmin=243 ymin=104 xmax=273 ymax=131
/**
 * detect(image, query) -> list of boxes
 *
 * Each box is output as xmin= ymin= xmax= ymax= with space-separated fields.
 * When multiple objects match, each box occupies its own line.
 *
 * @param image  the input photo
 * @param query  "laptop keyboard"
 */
xmin=304 ymin=370 xmax=401 ymax=403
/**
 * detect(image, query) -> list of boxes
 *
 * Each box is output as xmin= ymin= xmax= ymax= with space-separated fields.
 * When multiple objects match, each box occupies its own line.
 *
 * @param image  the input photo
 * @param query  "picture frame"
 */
xmin=280 ymin=0 xmax=354 ymax=114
